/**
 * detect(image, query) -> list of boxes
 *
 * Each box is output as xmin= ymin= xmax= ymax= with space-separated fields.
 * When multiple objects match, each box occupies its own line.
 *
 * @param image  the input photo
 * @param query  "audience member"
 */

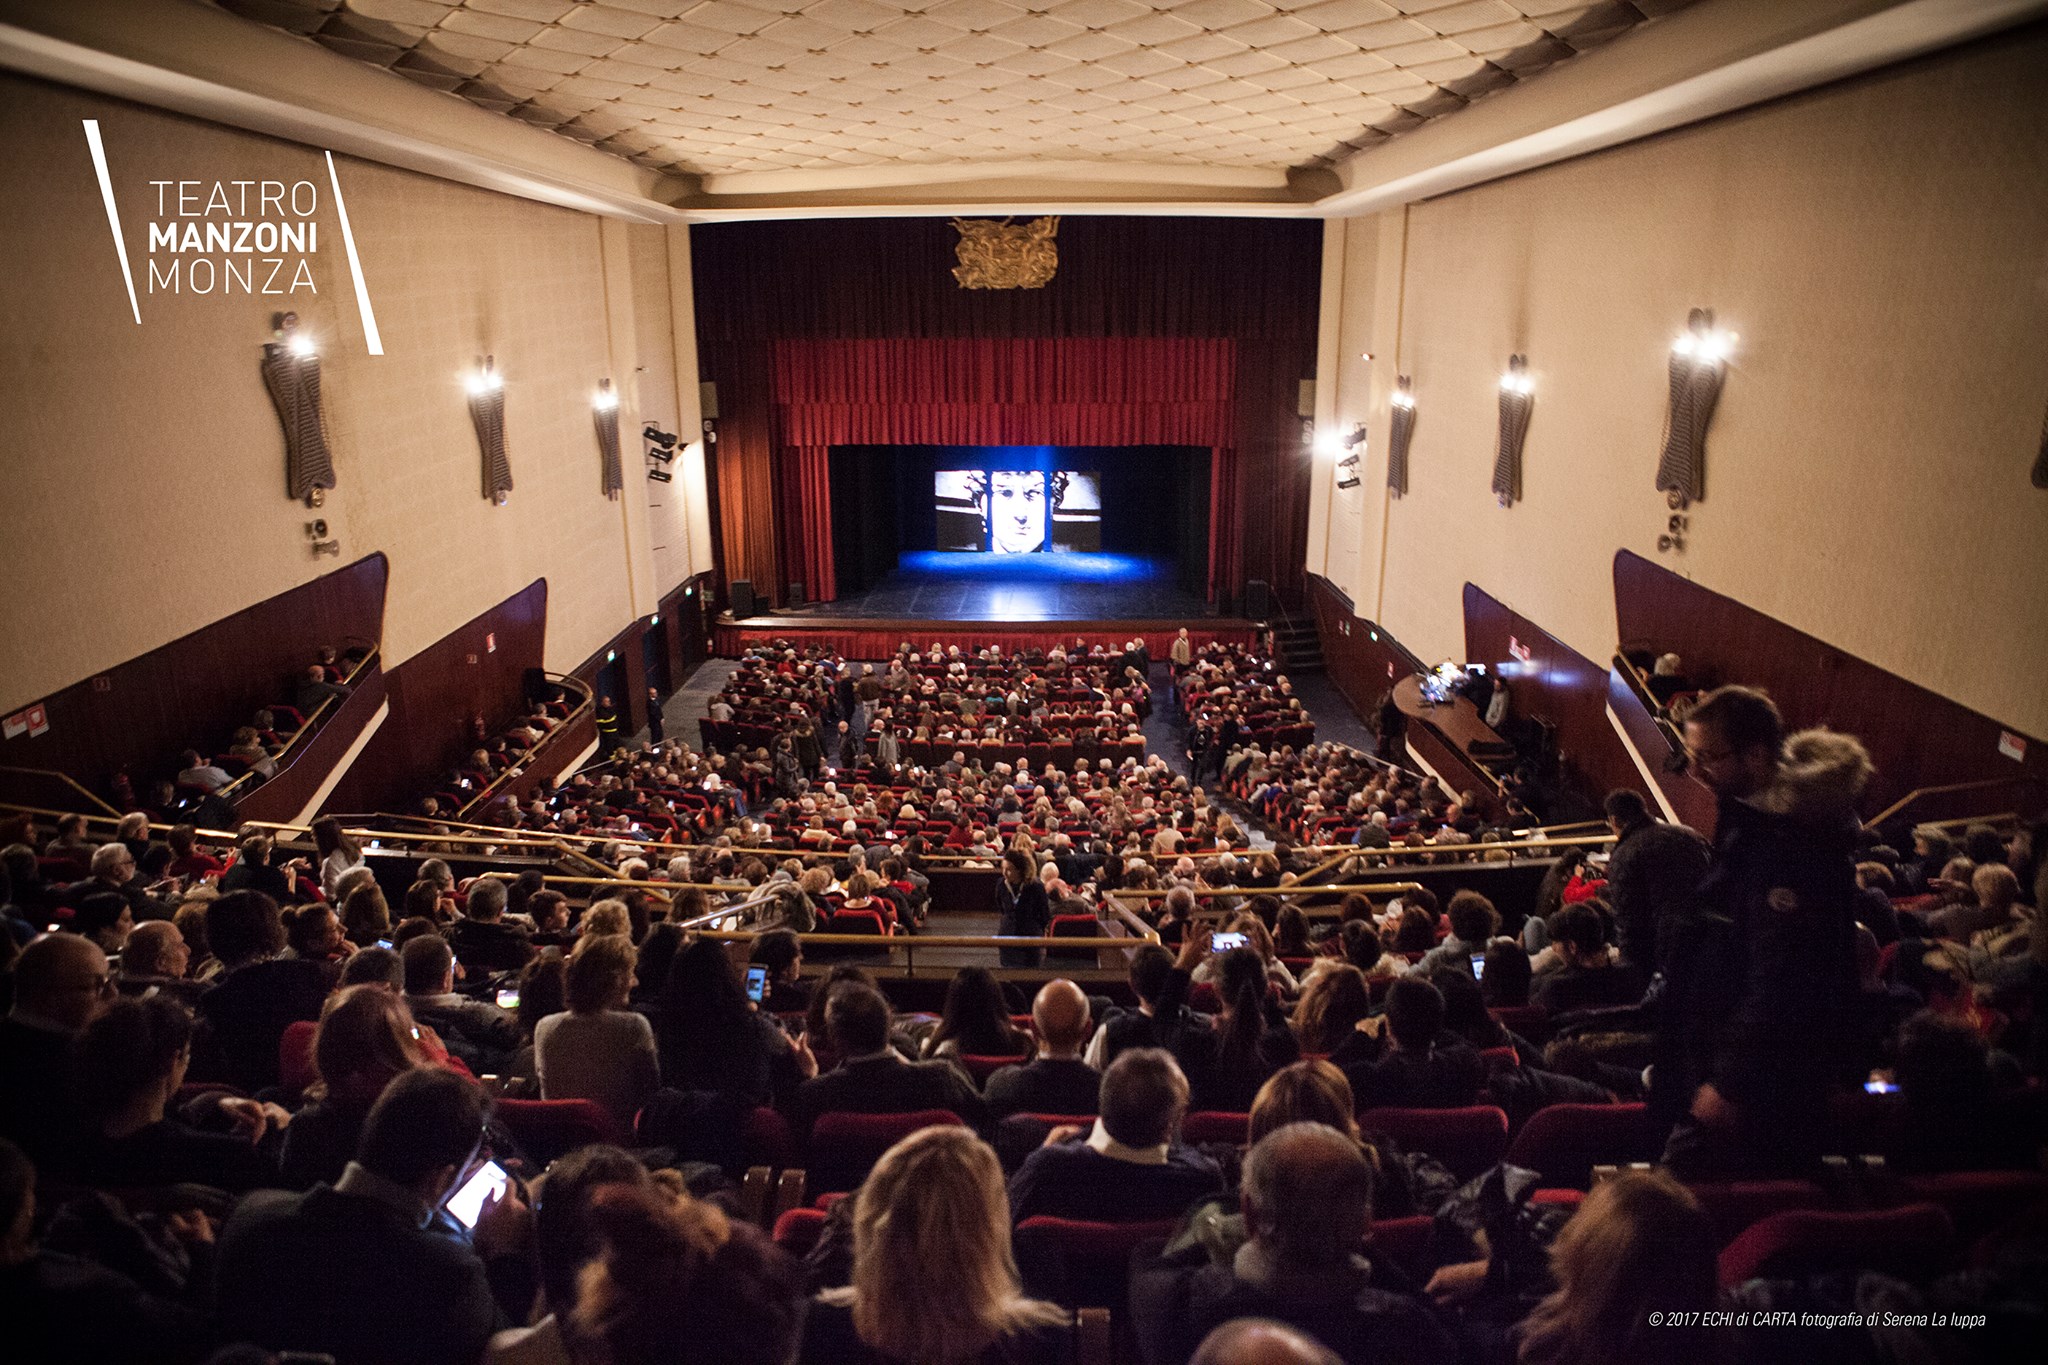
xmin=402 ymin=935 xmax=520 ymax=1071
xmin=1344 ymin=978 xmax=1482 ymax=1110
xmin=807 ymin=1126 xmax=1069 ymax=1365
xmin=787 ymin=983 xmax=985 ymax=1143
xmin=985 ymin=979 xmax=1101 ymax=1120
xmin=215 ymin=1069 xmax=522 ymax=1365
xmin=1130 ymin=1122 xmax=1455 ymax=1365
xmin=535 ymin=934 xmax=660 ymax=1133
xmin=1007 ymin=1047 xmax=1222 ymax=1223
xmin=195 ymin=891 xmax=329 ymax=1090
xmin=0 ymin=933 xmax=111 ymax=1163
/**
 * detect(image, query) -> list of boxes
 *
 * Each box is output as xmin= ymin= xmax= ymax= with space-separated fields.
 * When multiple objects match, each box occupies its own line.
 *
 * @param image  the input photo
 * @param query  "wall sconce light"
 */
xmin=1493 ymin=356 xmax=1533 ymax=507
xmin=261 ymin=311 xmax=336 ymax=508
xmin=1658 ymin=308 xmax=1734 ymax=508
xmin=467 ymin=355 xmax=512 ymax=505
xmin=1387 ymin=377 xmax=1416 ymax=498
xmin=594 ymin=378 xmax=623 ymax=500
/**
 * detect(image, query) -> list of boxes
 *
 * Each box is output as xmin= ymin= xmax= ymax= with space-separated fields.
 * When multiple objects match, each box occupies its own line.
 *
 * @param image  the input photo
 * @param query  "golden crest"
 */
xmin=950 ymin=216 xmax=1060 ymax=290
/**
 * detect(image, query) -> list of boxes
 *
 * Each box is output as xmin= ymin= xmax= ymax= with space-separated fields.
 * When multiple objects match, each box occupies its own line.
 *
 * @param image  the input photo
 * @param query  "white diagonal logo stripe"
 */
xmin=325 ymin=150 xmax=383 ymax=356
xmin=82 ymin=120 xmax=139 ymax=324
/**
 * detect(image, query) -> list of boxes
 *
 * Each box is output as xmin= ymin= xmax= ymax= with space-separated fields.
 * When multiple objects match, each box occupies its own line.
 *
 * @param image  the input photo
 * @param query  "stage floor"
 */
xmin=788 ymin=551 xmax=1207 ymax=622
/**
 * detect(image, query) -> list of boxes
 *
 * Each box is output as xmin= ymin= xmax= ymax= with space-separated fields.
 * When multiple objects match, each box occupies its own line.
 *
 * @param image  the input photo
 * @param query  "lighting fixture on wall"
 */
xmin=1657 ymin=308 xmax=1734 ymax=508
xmin=261 ymin=312 xmax=336 ymax=508
xmin=594 ymin=378 xmax=623 ymax=500
xmin=303 ymin=517 xmax=340 ymax=559
xmin=644 ymin=424 xmax=678 ymax=485
xmin=467 ymin=356 xmax=511 ymax=505
xmin=1493 ymin=356 xmax=1533 ymax=507
xmin=1387 ymin=377 xmax=1416 ymax=498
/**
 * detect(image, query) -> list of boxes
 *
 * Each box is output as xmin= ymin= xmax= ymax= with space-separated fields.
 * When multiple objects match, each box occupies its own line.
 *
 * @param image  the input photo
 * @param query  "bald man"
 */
xmin=1190 ymin=1319 xmax=1342 ymax=1365
xmin=984 ymin=979 xmax=1101 ymax=1121
xmin=0 ymin=933 xmax=111 ymax=1165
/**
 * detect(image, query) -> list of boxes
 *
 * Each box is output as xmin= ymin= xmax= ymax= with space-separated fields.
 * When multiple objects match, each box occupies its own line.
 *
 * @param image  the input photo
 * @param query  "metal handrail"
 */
xmin=1292 ymin=833 xmax=1616 ymax=858
xmin=456 ymin=672 xmax=596 ymax=819
xmin=1863 ymin=778 xmax=2043 ymax=832
xmin=0 ymin=768 xmax=123 ymax=818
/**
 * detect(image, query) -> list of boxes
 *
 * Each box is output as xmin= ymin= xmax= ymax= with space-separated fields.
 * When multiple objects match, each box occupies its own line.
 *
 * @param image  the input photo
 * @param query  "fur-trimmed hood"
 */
xmin=1752 ymin=728 xmax=1874 ymax=823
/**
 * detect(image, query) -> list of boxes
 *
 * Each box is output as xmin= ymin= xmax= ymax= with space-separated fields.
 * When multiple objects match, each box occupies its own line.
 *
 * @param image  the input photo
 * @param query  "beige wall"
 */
xmin=1312 ymin=29 xmax=2048 ymax=737
xmin=0 ymin=75 xmax=704 ymax=713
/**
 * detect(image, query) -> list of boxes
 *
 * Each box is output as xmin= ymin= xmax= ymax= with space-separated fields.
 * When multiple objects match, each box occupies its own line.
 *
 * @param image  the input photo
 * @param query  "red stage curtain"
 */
xmin=770 ymin=337 xmax=1238 ymax=603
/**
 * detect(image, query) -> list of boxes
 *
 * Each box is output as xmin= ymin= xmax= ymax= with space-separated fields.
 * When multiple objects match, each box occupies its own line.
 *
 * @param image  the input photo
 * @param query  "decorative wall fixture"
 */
xmin=2033 ymin=397 xmax=2047 ymax=490
xmin=1657 ymin=308 xmax=1735 ymax=507
xmin=1493 ymin=356 xmax=1534 ymax=507
xmin=593 ymin=379 xmax=622 ymax=500
xmin=1387 ymin=377 xmax=1416 ymax=498
xmin=261 ymin=312 xmax=335 ymax=508
xmin=466 ymin=356 xmax=511 ymax=505
xmin=950 ymin=216 xmax=1059 ymax=290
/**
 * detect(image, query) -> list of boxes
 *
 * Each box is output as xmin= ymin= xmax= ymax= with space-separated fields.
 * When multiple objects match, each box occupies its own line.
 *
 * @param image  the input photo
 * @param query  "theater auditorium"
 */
xmin=1 ymin=1 xmax=2045 ymax=1362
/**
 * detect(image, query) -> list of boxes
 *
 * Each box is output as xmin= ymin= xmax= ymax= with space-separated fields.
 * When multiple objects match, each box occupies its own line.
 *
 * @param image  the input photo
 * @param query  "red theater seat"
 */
xmin=1503 ymin=1103 xmax=1660 ymax=1189
xmin=1359 ymin=1106 xmax=1509 ymax=1182
xmin=807 ymin=1108 xmax=966 ymax=1193
xmin=1717 ymin=1203 xmax=1955 ymax=1290
xmin=494 ymin=1098 xmax=621 ymax=1164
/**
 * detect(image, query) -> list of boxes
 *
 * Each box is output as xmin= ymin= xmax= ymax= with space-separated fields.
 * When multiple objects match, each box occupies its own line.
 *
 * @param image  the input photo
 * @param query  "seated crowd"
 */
xmin=1173 ymin=637 xmax=1316 ymax=785
xmin=1 ymin=682 xmax=2043 ymax=1364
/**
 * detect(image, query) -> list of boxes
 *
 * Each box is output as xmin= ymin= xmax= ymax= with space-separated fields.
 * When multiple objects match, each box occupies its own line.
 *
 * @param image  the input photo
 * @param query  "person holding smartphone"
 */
xmin=216 ymin=1070 xmax=530 ymax=1365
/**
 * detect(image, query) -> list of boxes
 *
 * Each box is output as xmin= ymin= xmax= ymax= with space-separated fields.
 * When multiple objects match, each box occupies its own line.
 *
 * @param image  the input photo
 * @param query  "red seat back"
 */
xmin=1359 ymin=1105 xmax=1510 ymax=1182
xmin=1181 ymin=1111 xmax=1250 ymax=1146
xmin=743 ymin=1105 xmax=795 ymax=1169
xmin=1718 ymin=1202 xmax=1956 ymax=1290
xmin=959 ymin=1052 xmax=1031 ymax=1085
xmin=807 ymin=1108 xmax=966 ymax=1193
xmin=771 ymin=1206 xmax=828 ymax=1257
xmin=1689 ymin=1180 xmax=1831 ymax=1245
xmin=278 ymin=1019 xmax=319 ymax=1098
xmin=1503 ymin=1102 xmax=1659 ymax=1189
xmin=828 ymin=909 xmax=888 ymax=936
xmin=1015 ymin=1216 xmax=1177 ymax=1309
xmin=1366 ymin=1213 xmax=1436 ymax=1281
xmin=494 ymin=1097 xmax=622 ymax=1164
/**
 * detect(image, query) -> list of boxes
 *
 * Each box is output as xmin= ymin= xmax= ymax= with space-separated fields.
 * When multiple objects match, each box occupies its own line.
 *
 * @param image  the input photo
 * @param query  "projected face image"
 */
xmin=988 ymin=470 xmax=1049 ymax=553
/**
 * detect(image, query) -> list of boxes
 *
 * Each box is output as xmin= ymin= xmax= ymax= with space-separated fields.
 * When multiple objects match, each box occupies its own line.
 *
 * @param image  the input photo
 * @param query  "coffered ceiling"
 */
xmin=210 ymin=0 xmax=1692 ymax=195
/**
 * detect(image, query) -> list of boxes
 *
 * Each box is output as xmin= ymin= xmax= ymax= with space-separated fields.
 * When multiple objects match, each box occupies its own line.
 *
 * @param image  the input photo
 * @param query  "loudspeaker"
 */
xmin=1245 ymin=579 xmax=1271 ymax=621
xmin=1296 ymin=379 xmax=1317 ymax=419
xmin=729 ymin=579 xmax=756 ymax=618
xmin=698 ymin=381 xmax=719 ymax=420
xmin=787 ymin=582 xmax=805 ymax=609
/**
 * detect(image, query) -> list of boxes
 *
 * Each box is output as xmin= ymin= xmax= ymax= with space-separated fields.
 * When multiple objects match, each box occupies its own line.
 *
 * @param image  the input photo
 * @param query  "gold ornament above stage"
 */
xmin=951 ymin=217 xmax=1060 ymax=290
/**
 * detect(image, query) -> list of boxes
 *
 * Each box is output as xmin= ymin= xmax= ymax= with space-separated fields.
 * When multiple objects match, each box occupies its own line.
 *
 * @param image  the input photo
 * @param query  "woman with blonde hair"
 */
xmin=280 ymin=983 xmax=433 ymax=1187
xmin=579 ymin=897 xmax=632 ymax=942
xmin=1516 ymin=1170 xmax=1724 ymax=1365
xmin=1249 ymin=1059 xmax=1359 ymax=1144
xmin=806 ymin=1126 xmax=1069 ymax=1364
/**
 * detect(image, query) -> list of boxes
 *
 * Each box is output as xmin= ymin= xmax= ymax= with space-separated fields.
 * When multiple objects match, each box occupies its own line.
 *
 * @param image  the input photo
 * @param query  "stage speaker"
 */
xmin=729 ymin=579 xmax=757 ymax=618
xmin=698 ymin=381 xmax=719 ymax=420
xmin=1245 ymin=579 xmax=1271 ymax=621
xmin=787 ymin=582 xmax=805 ymax=609
xmin=1297 ymin=380 xmax=1317 ymax=419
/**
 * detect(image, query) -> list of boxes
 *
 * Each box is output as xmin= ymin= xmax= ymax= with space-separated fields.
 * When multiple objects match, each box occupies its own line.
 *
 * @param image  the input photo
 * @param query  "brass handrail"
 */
xmin=0 ymin=768 xmax=123 ymax=818
xmin=1863 ymin=777 xmax=2043 ymax=832
xmin=1292 ymin=833 xmax=1616 ymax=857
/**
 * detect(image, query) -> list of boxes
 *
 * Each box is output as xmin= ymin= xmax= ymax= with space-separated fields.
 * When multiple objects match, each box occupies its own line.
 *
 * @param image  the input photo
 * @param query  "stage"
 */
xmin=788 ymin=551 xmax=1204 ymax=622
xmin=717 ymin=551 xmax=1253 ymax=657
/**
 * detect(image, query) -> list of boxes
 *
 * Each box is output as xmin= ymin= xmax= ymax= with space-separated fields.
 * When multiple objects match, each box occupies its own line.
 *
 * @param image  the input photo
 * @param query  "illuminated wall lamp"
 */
xmin=261 ymin=311 xmax=335 ymax=507
xmin=1492 ymin=356 xmax=1533 ymax=507
xmin=1657 ymin=308 xmax=1734 ymax=510
xmin=1387 ymin=377 xmax=1416 ymax=498
xmin=467 ymin=355 xmax=512 ymax=505
xmin=594 ymin=378 xmax=623 ymax=500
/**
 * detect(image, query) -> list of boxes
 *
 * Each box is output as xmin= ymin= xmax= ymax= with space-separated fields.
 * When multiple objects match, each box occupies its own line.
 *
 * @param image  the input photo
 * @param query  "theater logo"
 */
xmin=83 ymin=118 xmax=383 ymax=353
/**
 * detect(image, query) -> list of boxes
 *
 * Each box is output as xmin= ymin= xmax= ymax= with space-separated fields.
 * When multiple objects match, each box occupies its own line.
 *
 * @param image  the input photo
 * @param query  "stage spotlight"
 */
xmin=647 ymin=468 xmax=672 ymax=483
xmin=648 ymin=446 xmax=675 ymax=464
xmin=643 ymin=425 xmax=678 ymax=447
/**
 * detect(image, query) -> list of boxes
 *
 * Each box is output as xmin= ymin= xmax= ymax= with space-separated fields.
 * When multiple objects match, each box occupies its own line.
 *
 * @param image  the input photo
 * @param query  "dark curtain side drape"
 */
xmin=693 ymin=216 xmax=1321 ymax=609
